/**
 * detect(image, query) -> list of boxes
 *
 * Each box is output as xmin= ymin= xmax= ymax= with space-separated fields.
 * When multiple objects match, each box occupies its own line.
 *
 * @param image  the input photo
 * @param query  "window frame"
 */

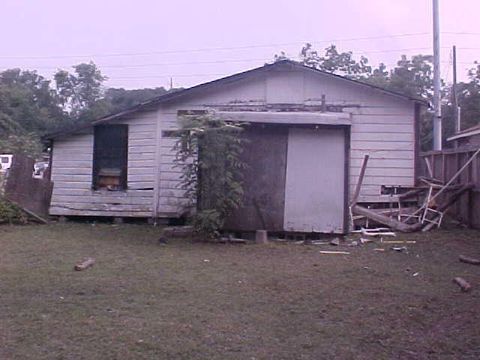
xmin=92 ymin=125 xmax=128 ymax=191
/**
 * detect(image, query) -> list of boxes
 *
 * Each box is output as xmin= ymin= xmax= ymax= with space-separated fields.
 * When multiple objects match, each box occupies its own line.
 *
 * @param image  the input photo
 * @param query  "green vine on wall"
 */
xmin=174 ymin=112 xmax=247 ymax=238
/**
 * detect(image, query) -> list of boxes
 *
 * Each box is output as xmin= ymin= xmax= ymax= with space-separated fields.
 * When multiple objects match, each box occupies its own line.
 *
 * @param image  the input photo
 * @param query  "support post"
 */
xmin=351 ymin=155 xmax=369 ymax=206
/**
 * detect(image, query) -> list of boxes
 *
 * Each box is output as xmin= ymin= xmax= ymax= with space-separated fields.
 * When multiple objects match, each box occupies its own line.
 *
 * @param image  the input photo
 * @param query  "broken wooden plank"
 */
xmin=424 ymin=157 xmax=434 ymax=178
xmin=397 ymin=188 xmax=426 ymax=201
xmin=319 ymin=251 xmax=350 ymax=255
xmin=382 ymin=240 xmax=416 ymax=244
xmin=2 ymin=198 xmax=48 ymax=224
xmin=428 ymin=149 xmax=480 ymax=205
xmin=351 ymin=154 xmax=369 ymax=206
xmin=360 ymin=238 xmax=374 ymax=244
xmin=74 ymin=257 xmax=95 ymax=271
xmin=352 ymin=204 xmax=422 ymax=233
xmin=459 ymin=255 xmax=480 ymax=265
xmin=453 ymin=277 xmax=472 ymax=292
xmin=422 ymin=184 xmax=474 ymax=231
xmin=361 ymin=228 xmax=396 ymax=237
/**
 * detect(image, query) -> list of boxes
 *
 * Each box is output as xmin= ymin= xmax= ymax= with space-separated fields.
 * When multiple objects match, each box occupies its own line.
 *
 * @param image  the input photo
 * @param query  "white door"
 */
xmin=284 ymin=127 xmax=346 ymax=233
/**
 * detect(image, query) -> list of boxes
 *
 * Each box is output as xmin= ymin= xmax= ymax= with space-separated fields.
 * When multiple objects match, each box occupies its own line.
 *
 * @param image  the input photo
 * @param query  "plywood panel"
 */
xmin=224 ymin=126 xmax=288 ymax=231
xmin=284 ymin=127 xmax=346 ymax=233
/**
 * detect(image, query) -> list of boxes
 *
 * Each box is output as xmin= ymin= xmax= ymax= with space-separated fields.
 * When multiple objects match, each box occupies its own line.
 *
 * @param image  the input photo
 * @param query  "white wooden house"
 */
xmin=47 ymin=60 xmax=425 ymax=233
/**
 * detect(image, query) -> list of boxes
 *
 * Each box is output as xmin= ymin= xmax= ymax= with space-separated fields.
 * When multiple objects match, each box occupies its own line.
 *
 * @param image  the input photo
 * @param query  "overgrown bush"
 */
xmin=0 ymin=199 xmax=27 ymax=224
xmin=175 ymin=112 xmax=247 ymax=239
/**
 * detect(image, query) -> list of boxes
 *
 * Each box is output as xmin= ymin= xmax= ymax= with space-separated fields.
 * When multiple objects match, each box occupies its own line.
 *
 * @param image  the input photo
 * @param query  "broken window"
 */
xmin=92 ymin=125 xmax=128 ymax=191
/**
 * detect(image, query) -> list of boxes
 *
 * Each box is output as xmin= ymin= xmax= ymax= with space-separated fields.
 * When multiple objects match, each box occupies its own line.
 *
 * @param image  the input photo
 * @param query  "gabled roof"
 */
xmin=447 ymin=123 xmax=480 ymax=142
xmin=46 ymin=60 xmax=427 ymax=140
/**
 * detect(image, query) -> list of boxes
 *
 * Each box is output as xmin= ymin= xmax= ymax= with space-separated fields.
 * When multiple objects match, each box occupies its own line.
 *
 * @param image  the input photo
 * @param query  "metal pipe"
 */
xmin=432 ymin=0 xmax=442 ymax=151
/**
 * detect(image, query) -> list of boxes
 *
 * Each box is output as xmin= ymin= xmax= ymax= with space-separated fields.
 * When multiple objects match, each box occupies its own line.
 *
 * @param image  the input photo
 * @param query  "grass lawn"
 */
xmin=0 ymin=223 xmax=479 ymax=359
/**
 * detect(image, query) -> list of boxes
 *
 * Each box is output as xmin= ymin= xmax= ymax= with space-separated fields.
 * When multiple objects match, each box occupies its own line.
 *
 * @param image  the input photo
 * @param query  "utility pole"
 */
xmin=452 ymin=45 xmax=460 ymax=133
xmin=432 ymin=0 xmax=442 ymax=151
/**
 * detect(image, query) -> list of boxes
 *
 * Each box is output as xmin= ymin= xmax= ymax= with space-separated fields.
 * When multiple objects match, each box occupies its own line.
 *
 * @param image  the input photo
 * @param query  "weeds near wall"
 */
xmin=0 ymin=199 xmax=27 ymax=224
xmin=174 ymin=112 xmax=247 ymax=238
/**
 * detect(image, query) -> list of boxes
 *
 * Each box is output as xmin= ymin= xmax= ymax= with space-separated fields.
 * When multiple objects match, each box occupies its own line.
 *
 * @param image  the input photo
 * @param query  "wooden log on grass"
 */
xmin=74 ymin=257 xmax=95 ymax=271
xmin=459 ymin=255 xmax=480 ymax=265
xmin=453 ymin=277 xmax=472 ymax=292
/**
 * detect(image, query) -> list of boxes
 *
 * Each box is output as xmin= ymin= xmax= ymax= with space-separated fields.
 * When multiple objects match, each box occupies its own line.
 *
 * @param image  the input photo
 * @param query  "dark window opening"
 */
xmin=93 ymin=125 xmax=128 ymax=191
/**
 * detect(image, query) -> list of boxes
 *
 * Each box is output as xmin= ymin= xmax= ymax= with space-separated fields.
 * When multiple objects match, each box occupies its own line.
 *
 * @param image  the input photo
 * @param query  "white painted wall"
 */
xmin=50 ymin=111 xmax=157 ymax=217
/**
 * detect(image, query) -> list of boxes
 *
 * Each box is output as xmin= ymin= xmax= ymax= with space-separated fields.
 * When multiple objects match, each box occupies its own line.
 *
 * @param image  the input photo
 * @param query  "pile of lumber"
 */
xmin=350 ymin=151 xmax=479 ymax=233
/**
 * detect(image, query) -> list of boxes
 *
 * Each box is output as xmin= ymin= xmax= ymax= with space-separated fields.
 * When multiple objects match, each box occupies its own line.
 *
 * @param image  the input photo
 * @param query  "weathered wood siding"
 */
xmin=50 ymin=64 xmax=417 ymax=218
xmin=157 ymin=68 xmax=416 ymax=209
xmin=50 ymin=111 xmax=157 ymax=217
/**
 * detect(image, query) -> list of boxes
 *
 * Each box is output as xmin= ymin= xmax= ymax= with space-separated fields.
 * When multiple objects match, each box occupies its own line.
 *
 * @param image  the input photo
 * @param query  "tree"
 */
xmin=0 ymin=69 xmax=67 ymax=156
xmin=104 ymin=87 xmax=170 ymax=114
xmin=274 ymin=44 xmax=441 ymax=149
xmin=0 ymin=69 xmax=65 ymax=134
xmin=297 ymin=43 xmax=372 ymax=79
xmin=54 ymin=62 xmax=107 ymax=118
xmin=386 ymin=55 xmax=434 ymax=99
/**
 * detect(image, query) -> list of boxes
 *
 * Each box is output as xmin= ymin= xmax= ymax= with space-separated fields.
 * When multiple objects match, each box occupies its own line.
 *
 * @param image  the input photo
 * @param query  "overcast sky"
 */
xmin=1 ymin=0 xmax=479 ymax=89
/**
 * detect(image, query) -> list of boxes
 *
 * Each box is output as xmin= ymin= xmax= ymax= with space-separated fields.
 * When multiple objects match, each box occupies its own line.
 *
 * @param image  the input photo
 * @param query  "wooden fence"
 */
xmin=2 ymin=155 xmax=53 ymax=220
xmin=420 ymin=145 xmax=480 ymax=229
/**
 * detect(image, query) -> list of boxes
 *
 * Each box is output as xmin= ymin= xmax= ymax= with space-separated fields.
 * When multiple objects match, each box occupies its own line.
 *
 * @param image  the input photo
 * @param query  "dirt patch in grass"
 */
xmin=0 ymin=223 xmax=479 ymax=359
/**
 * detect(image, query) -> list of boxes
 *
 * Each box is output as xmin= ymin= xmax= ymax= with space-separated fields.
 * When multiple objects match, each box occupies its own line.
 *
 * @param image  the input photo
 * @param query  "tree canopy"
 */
xmin=276 ymin=43 xmax=480 ymax=150
xmin=0 ymin=63 xmax=176 ymax=157
xmin=1 ymin=47 xmax=480 ymax=157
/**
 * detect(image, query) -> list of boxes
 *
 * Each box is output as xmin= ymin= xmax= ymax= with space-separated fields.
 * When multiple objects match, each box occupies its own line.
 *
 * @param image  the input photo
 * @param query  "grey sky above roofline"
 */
xmin=1 ymin=0 xmax=479 ymax=90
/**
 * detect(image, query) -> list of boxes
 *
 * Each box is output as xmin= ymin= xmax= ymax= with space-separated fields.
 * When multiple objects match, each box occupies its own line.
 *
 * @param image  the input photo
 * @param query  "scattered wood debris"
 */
xmin=330 ymin=238 xmax=341 ymax=246
xmin=162 ymin=226 xmax=194 ymax=238
xmin=319 ymin=251 xmax=350 ymax=255
xmin=459 ymin=255 xmax=480 ymax=266
xmin=361 ymin=228 xmax=396 ymax=237
xmin=219 ymin=236 xmax=247 ymax=244
xmin=350 ymin=149 xmax=480 ymax=233
xmin=373 ymin=248 xmax=385 ymax=252
xmin=74 ymin=257 xmax=95 ymax=271
xmin=311 ymin=240 xmax=328 ymax=245
xmin=360 ymin=238 xmax=374 ymax=244
xmin=382 ymin=240 xmax=416 ymax=244
xmin=453 ymin=277 xmax=472 ymax=292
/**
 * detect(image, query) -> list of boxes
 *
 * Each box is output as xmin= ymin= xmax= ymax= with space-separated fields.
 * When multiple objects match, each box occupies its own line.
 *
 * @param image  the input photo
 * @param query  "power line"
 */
xmin=0 ymin=32 xmax=431 ymax=60
xmin=1 ymin=47 xmax=458 ymax=72
xmin=1 ymin=31 xmax=479 ymax=62
xmin=442 ymin=31 xmax=480 ymax=36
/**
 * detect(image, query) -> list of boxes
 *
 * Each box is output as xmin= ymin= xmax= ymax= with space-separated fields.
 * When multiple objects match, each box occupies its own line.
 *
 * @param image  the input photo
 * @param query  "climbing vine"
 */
xmin=174 ymin=112 xmax=247 ymax=238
